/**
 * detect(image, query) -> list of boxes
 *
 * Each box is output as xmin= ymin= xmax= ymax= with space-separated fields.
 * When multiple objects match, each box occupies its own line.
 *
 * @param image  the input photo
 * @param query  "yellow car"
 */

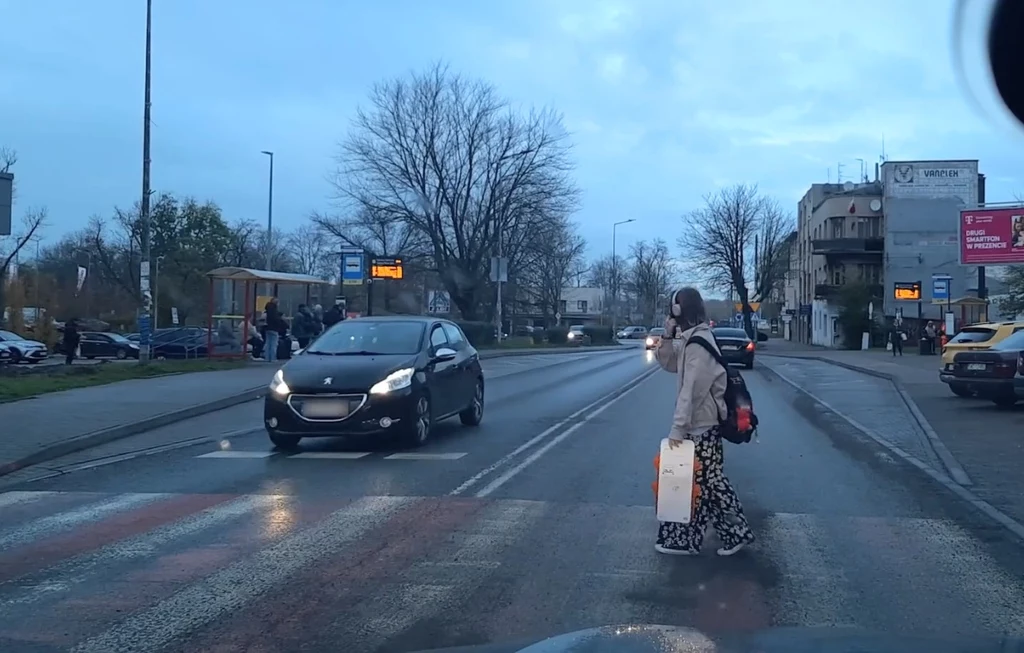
xmin=940 ymin=321 xmax=1024 ymax=396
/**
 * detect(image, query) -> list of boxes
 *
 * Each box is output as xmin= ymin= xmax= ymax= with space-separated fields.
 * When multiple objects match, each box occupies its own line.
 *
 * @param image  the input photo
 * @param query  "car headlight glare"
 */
xmin=269 ymin=369 xmax=290 ymax=397
xmin=370 ymin=367 xmax=414 ymax=395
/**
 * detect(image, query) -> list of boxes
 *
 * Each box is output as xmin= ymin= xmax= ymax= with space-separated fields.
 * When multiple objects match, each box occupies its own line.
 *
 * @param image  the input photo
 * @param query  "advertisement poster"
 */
xmin=959 ymin=208 xmax=1024 ymax=265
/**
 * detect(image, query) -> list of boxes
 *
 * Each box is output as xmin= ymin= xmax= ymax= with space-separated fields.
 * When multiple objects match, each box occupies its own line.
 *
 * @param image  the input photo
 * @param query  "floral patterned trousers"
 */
xmin=656 ymin=426 xmax=755 ymax=553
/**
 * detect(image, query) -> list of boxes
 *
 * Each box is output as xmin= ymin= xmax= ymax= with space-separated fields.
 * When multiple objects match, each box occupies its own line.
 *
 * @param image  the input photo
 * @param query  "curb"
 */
xmin=0 ymin=386 xmax=268 ymax=479
xmin=0 ymin=346 xmax=629 ymax=480
xmin=757 ymin=362 xmax=1024 ymax=546
xmin=760 ymin=353 xmax=972 ymax=486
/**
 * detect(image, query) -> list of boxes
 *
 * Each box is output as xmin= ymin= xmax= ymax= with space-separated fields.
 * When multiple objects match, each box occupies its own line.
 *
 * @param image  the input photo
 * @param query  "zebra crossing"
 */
xmin=194 ymin=449 xmax=469 ymax=460
xmin=0 ymin=488 xmax=1023 ymax=652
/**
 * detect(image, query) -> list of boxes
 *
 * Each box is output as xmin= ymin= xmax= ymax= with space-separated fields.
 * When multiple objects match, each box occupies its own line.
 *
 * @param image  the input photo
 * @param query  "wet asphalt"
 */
xmin=1 ymin=347 xmax=1023 ymax=653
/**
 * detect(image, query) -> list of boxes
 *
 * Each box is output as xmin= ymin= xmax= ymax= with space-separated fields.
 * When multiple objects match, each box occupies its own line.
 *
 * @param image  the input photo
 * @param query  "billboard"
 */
xmin=882 ymin=160 xmax=978 ymax=206
xmin=959 ymin=207 xmax=1024 ymax=265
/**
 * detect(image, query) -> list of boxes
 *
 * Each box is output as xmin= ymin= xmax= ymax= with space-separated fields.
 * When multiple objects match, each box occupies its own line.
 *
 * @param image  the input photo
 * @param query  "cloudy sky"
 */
xmin=2 ymin=0 xmax=1020 ymax=263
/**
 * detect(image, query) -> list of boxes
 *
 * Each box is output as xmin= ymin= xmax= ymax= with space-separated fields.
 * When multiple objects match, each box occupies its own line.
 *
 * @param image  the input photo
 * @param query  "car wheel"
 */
xmin=9 ymin=349 xmax=22 ymax=363
xmin=460 ymin=378 xmax=484 ymax=426
xmin=992 ymin=395 xmax=1019 ymax=409
xmin=949 ymin=383 xmax=974 ymax=398
xmin=116 ymin=349 xmax=128 ymax=360
xmin=268 ymin=431 xmax=302 ymax=450
xmin=403 ymin=394 xmax=433 ymax=446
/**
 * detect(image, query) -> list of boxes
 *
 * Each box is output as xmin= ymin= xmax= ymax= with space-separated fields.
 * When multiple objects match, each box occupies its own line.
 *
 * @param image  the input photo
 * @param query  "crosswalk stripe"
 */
xmin=289 ymin=452 xmax=372 ymax=459
xmin=69 ymin=496 xmax=414 ymax=653
xmin=197 ymin=450 xmax=275 ymax=458
xmin=384 ymin=452 xmax=467 ymax=460
xmin=0 ymin=493 xmax=169 ymax=550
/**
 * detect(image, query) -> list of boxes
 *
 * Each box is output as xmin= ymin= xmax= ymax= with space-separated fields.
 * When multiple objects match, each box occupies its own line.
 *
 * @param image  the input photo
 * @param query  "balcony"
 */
xmin=811 ymin=237 xmax=884 ymax=256
xmin=814 ymin=283 xmax=884 ymax=300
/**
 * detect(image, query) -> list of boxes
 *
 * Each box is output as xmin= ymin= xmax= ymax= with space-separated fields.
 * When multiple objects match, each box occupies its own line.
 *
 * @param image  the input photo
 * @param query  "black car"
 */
xmin=73 ymin=332 xmax=140 ymax=360
xmin=711 ymin=327 xmax=755 ymax=369
xmin=944 ymin=329 xmax=1024 ymax=408
xmin=264 ymin=316 xmax=485 ymax=449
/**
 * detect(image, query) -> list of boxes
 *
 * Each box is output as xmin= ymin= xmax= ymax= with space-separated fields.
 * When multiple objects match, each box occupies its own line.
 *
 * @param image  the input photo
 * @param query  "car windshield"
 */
xmin=950 ymin=328 xmax=996 ymax=344
xmin=649 ymin=328 xmax=665 ymax=336
xmin=713 ymin=328 xmax=749 ymax=339
xmin=307 ymin=320 xmax=424 ymax=355
xmin=105 ymin=333 xmax=131 ymax=342
xmin=570 ymin=326 xmax=584 ymax=332
xmin=992 ymin=330 xmax=1024 ymax=351
xmin=0 ymin=330 xmax=24 ymax=341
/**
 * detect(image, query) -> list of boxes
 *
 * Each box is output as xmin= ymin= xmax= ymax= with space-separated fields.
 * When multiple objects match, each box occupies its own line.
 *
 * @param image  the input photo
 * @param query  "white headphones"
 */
xmin=670 ymin=288 xmax=683 ymax=318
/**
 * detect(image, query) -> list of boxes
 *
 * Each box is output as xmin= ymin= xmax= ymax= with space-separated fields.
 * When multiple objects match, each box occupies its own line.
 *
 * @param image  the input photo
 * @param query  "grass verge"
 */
xmin=0 ymin=359 xmax=250 ymax=401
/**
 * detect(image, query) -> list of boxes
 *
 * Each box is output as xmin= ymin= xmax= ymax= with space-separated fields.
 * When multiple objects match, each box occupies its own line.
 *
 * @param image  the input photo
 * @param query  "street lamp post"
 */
xmin=139 ymin=0 xmax=154 ymax=364
xmin=260 ymin=150 xmax=274 ymax=270
xmin=611 ymin=219 xmax=635 ymax=335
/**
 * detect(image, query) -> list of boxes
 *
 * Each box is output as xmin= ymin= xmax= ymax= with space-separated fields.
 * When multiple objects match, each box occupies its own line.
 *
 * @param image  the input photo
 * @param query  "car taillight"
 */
xmin=746 ymin=342 xmax=755 ymax=351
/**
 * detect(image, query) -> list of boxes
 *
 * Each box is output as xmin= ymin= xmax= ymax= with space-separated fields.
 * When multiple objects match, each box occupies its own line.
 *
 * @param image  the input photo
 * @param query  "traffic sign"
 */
xmin=555 ymin=312 xmax=562 ymax=323
xmin=341 ymin=251 xmax=364 ymax=286
xmin=932 ymin=274 xmax=951 ymax=302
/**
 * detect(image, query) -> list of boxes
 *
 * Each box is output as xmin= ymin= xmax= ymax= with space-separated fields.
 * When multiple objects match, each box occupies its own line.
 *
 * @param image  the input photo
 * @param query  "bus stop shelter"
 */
xmin=205 ymin=266 xmax=331 ymax=360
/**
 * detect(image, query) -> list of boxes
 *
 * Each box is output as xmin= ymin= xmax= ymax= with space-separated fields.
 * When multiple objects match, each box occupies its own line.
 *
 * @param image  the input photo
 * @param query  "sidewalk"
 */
xmin=762 ymin=338 xmax=1024 ymax=526
xmin=0 ymin=346 xmax=630 ymax=478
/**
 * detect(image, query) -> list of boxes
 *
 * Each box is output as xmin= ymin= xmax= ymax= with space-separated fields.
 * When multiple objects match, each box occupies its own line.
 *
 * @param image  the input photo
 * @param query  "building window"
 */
xmin=559 ymin=300 xmax=567 ymax=314
xmin=577 ymin=300 xmax=588 ymax=313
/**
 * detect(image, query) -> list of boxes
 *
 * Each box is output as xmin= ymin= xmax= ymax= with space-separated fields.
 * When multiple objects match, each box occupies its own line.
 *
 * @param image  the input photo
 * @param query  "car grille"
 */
xmin=286 ymin=393 xmax=367 ymax=422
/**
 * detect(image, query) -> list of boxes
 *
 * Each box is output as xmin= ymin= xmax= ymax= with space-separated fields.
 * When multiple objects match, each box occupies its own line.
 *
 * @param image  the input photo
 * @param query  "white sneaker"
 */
xmin=655 ymin=544 xmax=697 ymax=556
xmin=716 ymin=540 xmax=751 ymax=556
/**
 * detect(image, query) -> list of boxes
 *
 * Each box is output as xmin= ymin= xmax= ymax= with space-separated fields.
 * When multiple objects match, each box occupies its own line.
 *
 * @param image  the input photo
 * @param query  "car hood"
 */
xmin=410 ymin=624 xmax=1024 ymax=653
xmin=280 ymin=352 xmax=419 ymax=392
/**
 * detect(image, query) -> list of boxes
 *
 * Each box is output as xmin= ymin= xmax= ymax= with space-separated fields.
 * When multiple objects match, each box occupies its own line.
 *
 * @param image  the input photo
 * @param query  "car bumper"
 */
xmin=939 ymin=374 xmax=1024 ymax=398
xmin=20 ymin=349 xmax=49 ymax=362
xmin=264 ymin=386 xmax=417 ymax=437
xmin=719 ymin=348 xmax=754 ymax=365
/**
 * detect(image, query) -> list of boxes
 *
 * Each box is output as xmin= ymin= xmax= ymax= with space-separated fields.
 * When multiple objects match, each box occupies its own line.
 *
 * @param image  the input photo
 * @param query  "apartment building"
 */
xmin=786 ymin=181 xmax=885 ymax=346
xmin=785 ymin=159 xmax=985 ymax=347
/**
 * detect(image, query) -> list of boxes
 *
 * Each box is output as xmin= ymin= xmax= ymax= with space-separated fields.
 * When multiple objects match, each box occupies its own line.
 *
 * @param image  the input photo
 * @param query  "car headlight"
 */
xmin=567 ymin=331 xmax=575 ymax=339
xmin=370 ymin=367 xmax=415 ymax=395
xmin=269 ymin=369 xmax=291 ymax=397
xmin=645 ymin=337 xmax=653 ymax=346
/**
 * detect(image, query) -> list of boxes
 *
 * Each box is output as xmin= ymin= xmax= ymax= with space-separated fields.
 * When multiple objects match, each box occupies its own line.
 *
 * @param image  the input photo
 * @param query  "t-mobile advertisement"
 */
xmin=959 ymin=207 xmax=1024 ymax=265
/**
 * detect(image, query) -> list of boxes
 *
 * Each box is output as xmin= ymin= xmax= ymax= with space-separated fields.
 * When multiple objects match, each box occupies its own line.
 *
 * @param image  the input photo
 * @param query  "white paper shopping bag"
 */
xmin=656 ymin=438 xmax=696 ymax=524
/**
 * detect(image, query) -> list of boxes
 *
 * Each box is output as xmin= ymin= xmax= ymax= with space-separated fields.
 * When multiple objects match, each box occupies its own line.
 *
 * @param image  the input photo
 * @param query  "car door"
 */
xmin=79 ymin=333 xmax=107 ymax=358
xmin=427 ymin=323 xmax=459 ymax=416
xmin=441 ymin=321 xmax=474 ymax=407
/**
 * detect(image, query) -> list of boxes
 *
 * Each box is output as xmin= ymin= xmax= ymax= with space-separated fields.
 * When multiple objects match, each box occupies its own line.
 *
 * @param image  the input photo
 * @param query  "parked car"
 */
xmin=0 ymin=330 xmax=49 ymax=364
xmin=77 ymin=332 xmax=140 ymax=360
xmin=711 ymin=327 xmax=756 ymax=369
xmin=942 ymin=328 xmax=1024 ymax=408
xmin=0 ymin=342 xmax=13 ymax=365
xmin=265 ymin=317 xmax=484 ymax=449
xmin=940 ymin=321 xmax=1024 ymax=396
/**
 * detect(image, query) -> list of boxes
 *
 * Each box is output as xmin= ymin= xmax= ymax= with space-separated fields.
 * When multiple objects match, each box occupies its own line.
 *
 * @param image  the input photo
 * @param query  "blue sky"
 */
xmin=2 ymin=0 xmax=1021 ymax=262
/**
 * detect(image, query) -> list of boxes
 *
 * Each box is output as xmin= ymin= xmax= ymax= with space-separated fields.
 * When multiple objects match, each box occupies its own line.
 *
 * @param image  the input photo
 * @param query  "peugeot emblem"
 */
xmin=323 ymin=377 xmax=333 ymax=385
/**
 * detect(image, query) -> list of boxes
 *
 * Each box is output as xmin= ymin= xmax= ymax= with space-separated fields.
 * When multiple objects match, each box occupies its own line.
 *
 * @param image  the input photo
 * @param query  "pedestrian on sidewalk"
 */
xmin=264 ymin=298 xmax=286 ymax=362
xmin=889 ymin=322 xmax=903 ymax=357
xmin=62 ymin=318 xmax=81 ymax=365
xmin=653 ymin=287 xmax=755 ymax=557
xmin=924 ymin=321 xmax=937 ymax=355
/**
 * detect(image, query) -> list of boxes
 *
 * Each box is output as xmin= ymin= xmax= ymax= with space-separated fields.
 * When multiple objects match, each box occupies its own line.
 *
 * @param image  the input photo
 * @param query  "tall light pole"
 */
xmin=260 ymin=150 xmax=274 ymax=270
xmin=611 ymin=218 xmax=634 ymax=335
xmin=139 ymin=0 xmax=154 ymax=364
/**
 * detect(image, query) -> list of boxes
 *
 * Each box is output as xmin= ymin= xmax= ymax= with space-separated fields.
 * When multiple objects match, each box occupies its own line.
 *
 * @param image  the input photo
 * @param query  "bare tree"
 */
xmin=0 ymin=147 xmax=16 ymax=174
xmin=626 ymin=239 xmax=677 ymax=325
xmin=286 ymin=223 xmax=333 ymax=278
xmin=331 ymin=62 xmax=580 ymax=320
xmin=521 ymin=218 xmax=586 ymax=324
xmin=586 ymin=254 xmax=628 ymax=319
xmin=678 ymin=184 xmax=794 ymax=334
xmin=0 ymin=209 xmax=46 ymax=327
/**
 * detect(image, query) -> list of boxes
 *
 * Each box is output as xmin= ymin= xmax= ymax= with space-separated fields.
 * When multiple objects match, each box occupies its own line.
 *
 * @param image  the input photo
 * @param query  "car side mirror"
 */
xmin=432 ymin=347 xmax=457 ymax=363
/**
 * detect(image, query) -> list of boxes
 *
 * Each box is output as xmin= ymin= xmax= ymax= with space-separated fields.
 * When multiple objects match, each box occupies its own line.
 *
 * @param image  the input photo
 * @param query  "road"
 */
xmin=1 ymin=348 xmax=1023 ymax=652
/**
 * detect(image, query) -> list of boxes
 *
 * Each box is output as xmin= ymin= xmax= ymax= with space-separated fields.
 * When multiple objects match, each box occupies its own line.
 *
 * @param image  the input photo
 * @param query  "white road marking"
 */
xmin=449 ymin=365 xmax=660 ymax=497
xmin=70 ymin=496 xmax=414 ymax=653
xmin=384 ymin=452 xmax=467 ymax=460
xmin=197 ymin=451 xmax=275 ymax=459
xmin=289 ymin=452 xmax=372 ymax=459
xmin=0 ymin=493 xmax=169 ymax=550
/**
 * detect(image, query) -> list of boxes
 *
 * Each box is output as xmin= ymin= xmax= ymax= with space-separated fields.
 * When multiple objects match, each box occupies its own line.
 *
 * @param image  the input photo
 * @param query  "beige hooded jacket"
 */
xmin=654 ymin=322 xmax=727 ymax=441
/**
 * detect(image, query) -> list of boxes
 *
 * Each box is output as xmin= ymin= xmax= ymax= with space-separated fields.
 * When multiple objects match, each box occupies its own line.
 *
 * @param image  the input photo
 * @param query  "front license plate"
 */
xmin=302 ymin=400 xmax=350 ymax=418
xmin=967 ymin=363 xmax=987 ymax=371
